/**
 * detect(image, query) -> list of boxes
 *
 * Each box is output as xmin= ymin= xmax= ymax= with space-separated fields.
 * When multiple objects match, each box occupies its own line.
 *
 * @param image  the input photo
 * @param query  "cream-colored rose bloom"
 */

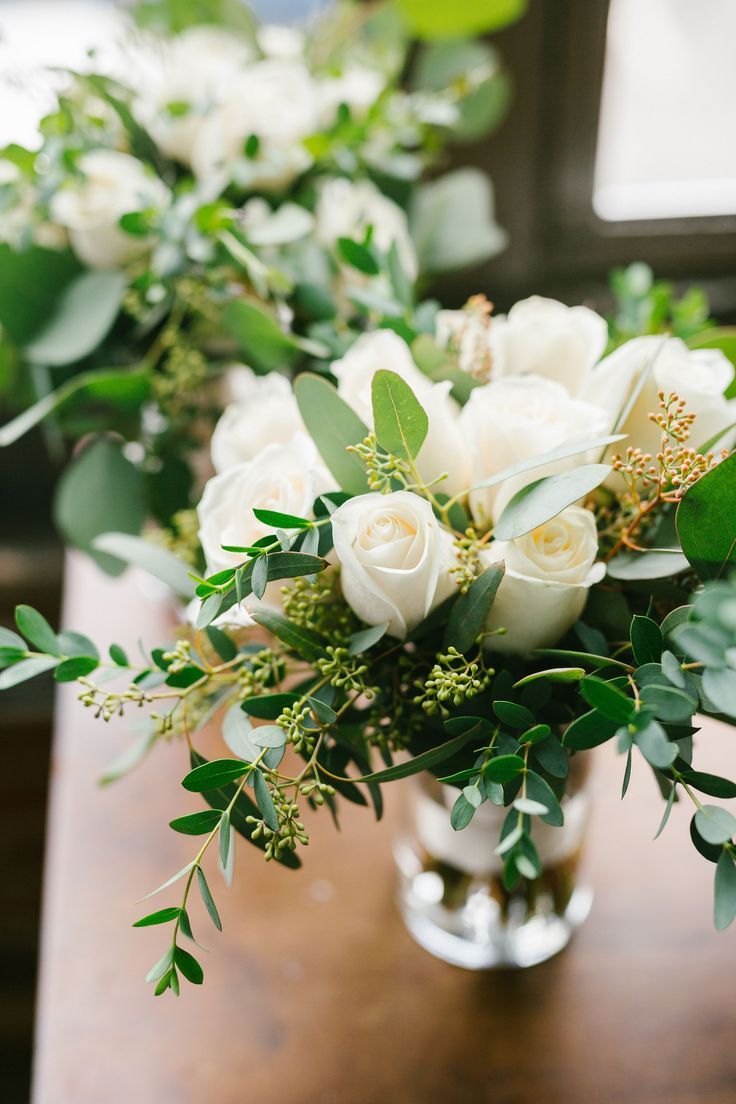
xmin=490 ymin=296 xmax=608 ymax=396
xmin=314 ymin=177 xmax=418 ymax=284
xmin=332 ymin=329 xmax=471 ymax=497
xmin=481 ymin=506 xmax=605 ymax=655
xmin=197 ymin=435 xmax=331 ymax=620
xmin=331 ymin=490 xmax=455 ymax=639
xmin=460 ymin=375 xmax=610 ymax=527
xmin=191 ymin=60 xmax=319 ymax=193
xmin=211 ymin=370 xmax=306 ymax=473
xmin=141 ymin=27 xmax=253 ymax=166
xmin=49 ymin=150 xmax=169 ymax=269
xmin=582 ymin=335 xmax=736 ymax=457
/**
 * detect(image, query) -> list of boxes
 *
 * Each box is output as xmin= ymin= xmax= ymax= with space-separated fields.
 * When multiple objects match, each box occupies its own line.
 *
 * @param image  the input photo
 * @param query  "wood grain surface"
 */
xmin=32 ymin=554 xmax=736 ymax=1104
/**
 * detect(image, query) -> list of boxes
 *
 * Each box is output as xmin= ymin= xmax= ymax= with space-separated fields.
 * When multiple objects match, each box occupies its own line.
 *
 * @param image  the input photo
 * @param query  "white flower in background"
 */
xmin=331 ymin=490 xmax=455 ymax=639
xmin=332 ymin=329 xmax=471 ymax=497
xmin=141 ymin=26 xmax=254 ymax=166
xmin=49 ymin=150 xmax=169 ymax=268
xmin=481 ymin=506 xmax=605 ymax=655
xmin=191 ymin=61 xmax=319 ymax=193
xmin=460 ymin=375 xmax=610 ymax=527
xmin=0 ymin=159 xmax=67 ymax=249
xmin=314 ymin=176 xmax=418 ymax=284
xmin=435 ymin=295 xmax=495 ymax=382
xmin=256 ymin=24 xmax=305 ymax=60
xmin=211 ymin=369 xmax=306 ymax=473
xmin=317 ymin=65 xmax=385 ymax=126
xmin=197 ymin=434 xmax=331 ymax=617
xmin=582 ymin=335 xmax=736 ymax=456
xmin=490 ymin=296 xmax=608 ymax=396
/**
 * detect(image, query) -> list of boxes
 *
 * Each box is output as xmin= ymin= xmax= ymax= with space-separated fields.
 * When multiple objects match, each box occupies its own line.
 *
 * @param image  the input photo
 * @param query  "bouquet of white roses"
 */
xmin=3 ymin=292 xmax=736 ymax=993
xmin=0 ymin=0 xmax=512 ymax=570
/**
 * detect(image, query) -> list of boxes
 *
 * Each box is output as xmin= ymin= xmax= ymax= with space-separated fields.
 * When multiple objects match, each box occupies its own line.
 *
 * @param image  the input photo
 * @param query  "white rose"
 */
xmin=481 ymin=506 xmax=605 ymax=655
xmin=332 ymin=329 xmax=471 ymax=497
xmin=490 ymin=296 xmax=608 ymax=396
xmin=315 ymin=177 xmax=418 ymax=284
xmin=211 ymin=369 xmax=306 ymax=473
xmin=317 ymin=65 xmax=385 ymax=126
xmin=49 ymin=150 xmax=169 ymax=269
xmin=582 ymin=335 xmax=736 ymax=457
xmin=256 ymin=25 xmax=305 ymax=60
xmin=435 ymin=296 xmax=494 ymax=382
xmin=331 ymin=490 xmax=455 ymax=639
xmin=460 ymin=375 xmax=610 ymax=527
xmin=191 ymin=60 xmax=319 ymax=193
xmin=197 ymin=435 xmax=331 ymax=617
xmin=141 ymin=27 xmax=253 ymax=166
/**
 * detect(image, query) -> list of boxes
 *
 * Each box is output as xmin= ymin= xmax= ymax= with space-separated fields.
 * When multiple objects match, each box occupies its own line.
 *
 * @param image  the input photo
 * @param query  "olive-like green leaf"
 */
xmin=253 ymin=769 xmax=279 ymax=830
xmin=635 ymin=719 xmax=678 ymax=769
xmin=714 ymin=851 xmax=736 ymax=930
xmin=182 ymin=759 xmax=248 ymax=792
xmin=358 ymin=722 xmax=487 ymax=783
xmin=54 ymin=655 xmax=99 ymax=681
xmin=25 ymin=270 xmax=126 ymax=367
xmin=14 ymin=604 xmax=60 ymax=655
xmin=444 ymin=562 xmax=505 ymax=653
xmin=679 ymin=769 xmax=736 ymax=799
xmin=450 ymin=792 xmax=476 ymax=830
xmin=0 ymin=655 xmax=59 ymax=690
xmin=294 ymin=373 xmax=370 ymax=495
xmin=493 ymin=699 xmax=535 ymax=729
xmin=562 ymin=708 xmax=618 ymax=750
xmin=133 ymin=907 xmax=181 ymax=928
xmin=494 ymin=464 xmax=612 ymax=541
xmin=169 ymin=810 xmax=222 ymax=835
xmin=197 ymin=867 xmax=222 ymax=932
xmin=251 ymin=608 xmax=329 ymax=663
xmin=371 ymin=369 xmax=428 ymax=460
xmin=174 ymin=946 xmax=204 ymax=985
xmin=483 ymin=754 xmax=525 ymax=783
xmin=580 ymin=676 xmax=634 ymax=724
xmin=676 ymin=452 xmax=736 ymax=582
xmin=695 ymin=805 xmax=736 ymax=845
xmin=630 ymin=615 xmax=663 ymax=666
xmin=92 ymin=532 xmax=195 ymax=598
xmin=525 ymin=771 xmax=564 ymax=826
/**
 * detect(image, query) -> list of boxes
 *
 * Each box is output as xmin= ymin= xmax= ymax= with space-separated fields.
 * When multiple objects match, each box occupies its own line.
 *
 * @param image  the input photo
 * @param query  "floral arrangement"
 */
xmin=0 ymin=0 xmax=513 ymax=567
xmin=3 ymin=291 xmax=736 ymax=994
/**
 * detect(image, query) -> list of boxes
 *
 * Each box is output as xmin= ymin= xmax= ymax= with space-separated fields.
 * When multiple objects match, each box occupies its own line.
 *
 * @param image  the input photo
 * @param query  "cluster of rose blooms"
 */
xmin=197 ymin=295 xmax=736 ymax=651
xmin=0 ymin=18 xmax=433 ymax=277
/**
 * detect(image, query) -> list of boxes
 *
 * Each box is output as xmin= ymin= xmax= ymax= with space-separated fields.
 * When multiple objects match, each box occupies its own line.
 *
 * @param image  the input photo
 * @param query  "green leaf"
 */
xmin=371 ymin=369 xmax=428 ymax=460
xmin=514 ymin=667 xmax=585 ymax=687
xmin=450 ymin=792 xmax=476 ymax=830
xmin=25 ymin=270 xmax=126 ymax=366
xmin=54 ymin=655 xmax=98 ymax=681
xmin=56 ymin=631 xmax=98 ymax=660
xmin=92 ymin=532 xmax=195 ymax=598
xmin=678 ymin=770 xmax=736 ymax=800
xmin=493 ymin=699 xmax=535 ymax=729
xmin=169 ymin=810 xmax=222 ymax=835
xmin=197 ymin=867 xmax=222 ymax=932
xmin=253 ymin=769 xmax=279 ymax=830
xmin=55 ymin=439 xmax=146 ymax=576
xmin=676 ymin=452 xmax=736 ymax=582
xmin=251 ymin=554 xmax=268 ymax=600
xmin=337 ymin=237 xmax=379 ymax=275
xmin=141 ymin=861 xmax=195 ymax=900
xmin=294 ymin=373 xmax=370 ymax=495
xmin=133 ymin=907 xmax=181 ymax=927
xmin=639 ymin=683 xmax=697 ymax=723
xmin=444 ymin=562 xmax=505 ymax=653
xmin=579 ymin=677 xmax=634 ymax=724
xmin=606 ymin=550 xmax=690 ymax=581
xmin=251 ymin=726 xmax=287 ymax=749
xmin=514 ymin=797 xmax=549 ymax=816
xmin=397 ymin=0 xmax=527 ymax=39
xmin=410 ymin=168 xmax=507 ymax=273
xmin=222 ymin=298 xmax=299 ymax=373
xmin=182 ymin=759 xmax=248 ymax=792
xmin=205 ymin=627 xmax=236 ymax=662
xmin=494 ymin=464 xmax=611 ymax=541
xmin=519 ymin=724 xmax=551 ymax=746
xmin=0 ymin=364 xmax=150 ymax=447
xmin=219 ymin=810 xmax=231 ymax=868
xmin=469 ymin=434 xmax=626 ymax=495
xmin=252 ymin=509 xmax=311 ymax=529
xmin=251 ymin=608 xmax=328 ymax=663
xmin=347 ymin=622 xmax=390 ymax=655
xmin=635 ymin=719 xmax=678 ymax=769
xmin=532 ymin=737 xmax=569 ymax=779
xmin=0 ymin=243 xmax=80 ymax=344
xmin=146 ymin=947 xmax=174 ymax=984
xmin=358 ymin=722 xmax=487 ymax=783
xmin=630 ymin=615 xmax=663 ymax=666
xmin=703 ymin=666 xmax=736 ymax=719
xmin=0 ymin=627 xmax=25 ymax=651
xmin=484 ymin=754 xmax=525 ymax=783
xmin=525 ymin=771 xmax=564 ymax=826
xmin=174 ymin=946 xmax=204 ymax=985
xmin=413 ymin=39 xmax=511 ymax=142
xmin=695 ymin=805 xmax=736 ymax=845
xmin=653 ymin=783 xmax=677 ymax=839
xmin=14 ymin=605 xmax=60 ymax=654
xmin=714 ymin=851 xmax=736 ymax=930
xmin=563 ymin=708 xmax=618 ymax=750
xmin=0 ymin=655 xmax=58 ymax=690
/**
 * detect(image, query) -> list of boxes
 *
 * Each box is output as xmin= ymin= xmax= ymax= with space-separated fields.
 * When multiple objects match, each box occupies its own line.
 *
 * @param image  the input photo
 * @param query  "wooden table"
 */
xmin=32 ymin=555 xmax=736 ymax=1104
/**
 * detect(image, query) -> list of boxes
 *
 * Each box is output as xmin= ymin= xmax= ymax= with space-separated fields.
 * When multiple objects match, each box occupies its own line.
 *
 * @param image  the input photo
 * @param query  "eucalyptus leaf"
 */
xmin=714 ymin=851 xmax=736 ymax=930
xmin=494 ymin=464 xmax=611 ymax=541
xmin=444 ymin=562 xmax=504 ymax=654
xmin=25 ymin=270 xmax=126 ymax=366
xmin=371 ymin=369 xmax=428 ymax=460
xmin=92 ymin=532 xmax=195 ymax=598
xmin=676 ymin=452 xmax=736 ymax=582
xmin=294 ymin=373 xmax=370 ymax=495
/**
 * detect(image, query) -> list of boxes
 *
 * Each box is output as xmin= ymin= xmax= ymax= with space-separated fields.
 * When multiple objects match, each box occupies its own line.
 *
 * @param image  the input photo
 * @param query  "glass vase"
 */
xmin=394 ymin=758 xmax=593 ymax=969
